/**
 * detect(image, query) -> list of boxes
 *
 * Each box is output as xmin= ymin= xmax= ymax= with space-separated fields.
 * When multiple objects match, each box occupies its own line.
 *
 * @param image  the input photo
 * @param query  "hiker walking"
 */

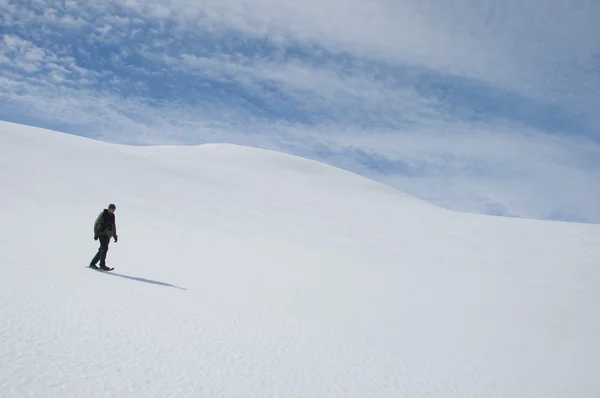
xmin=90 ymin=203 xmax=118 ymax=271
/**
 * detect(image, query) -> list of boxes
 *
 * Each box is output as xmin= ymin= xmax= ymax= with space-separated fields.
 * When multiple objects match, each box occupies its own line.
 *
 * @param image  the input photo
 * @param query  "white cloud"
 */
xmin=121 ymin=0 xmax=598 ymax=86
xmin=59 ymin=14 xmax=86 ymax=27
xmin=96 ymin=0 xmax=599 ymax=136
xmin=0 ymin=35 xmax=98 ymax=86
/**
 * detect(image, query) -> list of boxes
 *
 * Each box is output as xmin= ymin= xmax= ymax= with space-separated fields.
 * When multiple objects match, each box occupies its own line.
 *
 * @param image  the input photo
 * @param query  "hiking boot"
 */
xmin=90 ymin=264 xmax=99 ymax=269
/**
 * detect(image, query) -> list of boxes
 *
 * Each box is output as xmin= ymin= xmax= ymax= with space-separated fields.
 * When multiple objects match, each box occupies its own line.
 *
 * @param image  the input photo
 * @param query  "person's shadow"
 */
xmin=91 ymin=268 xmax=187 ymax=290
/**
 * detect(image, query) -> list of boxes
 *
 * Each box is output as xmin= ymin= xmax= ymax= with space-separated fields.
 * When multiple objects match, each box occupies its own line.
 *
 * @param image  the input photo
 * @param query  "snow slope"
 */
xmin=1 ymin=120 xmax=599 ymax=398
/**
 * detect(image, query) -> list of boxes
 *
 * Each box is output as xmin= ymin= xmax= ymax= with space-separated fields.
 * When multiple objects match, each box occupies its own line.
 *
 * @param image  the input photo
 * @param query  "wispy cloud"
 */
xmin=1 ymin=0 xmax=599 ymax=222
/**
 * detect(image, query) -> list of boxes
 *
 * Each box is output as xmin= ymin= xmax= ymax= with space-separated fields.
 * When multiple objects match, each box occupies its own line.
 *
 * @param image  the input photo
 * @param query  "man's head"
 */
xmin=108 ymin=203 xmax=116 ymax=214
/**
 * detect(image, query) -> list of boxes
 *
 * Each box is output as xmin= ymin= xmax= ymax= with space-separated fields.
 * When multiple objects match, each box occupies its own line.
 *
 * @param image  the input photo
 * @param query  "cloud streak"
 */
xmin=1 ymin=0 xmax=599 ymax=222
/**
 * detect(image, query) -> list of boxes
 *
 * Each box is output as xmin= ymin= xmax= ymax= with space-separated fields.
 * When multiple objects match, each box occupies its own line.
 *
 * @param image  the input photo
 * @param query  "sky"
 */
xmin=1 ymin=0 xmax=599 ymax=223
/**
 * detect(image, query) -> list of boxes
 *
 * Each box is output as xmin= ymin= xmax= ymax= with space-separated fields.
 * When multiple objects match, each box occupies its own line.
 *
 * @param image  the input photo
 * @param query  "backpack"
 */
xmin=95 ymin=210 xmax=112 ymax=234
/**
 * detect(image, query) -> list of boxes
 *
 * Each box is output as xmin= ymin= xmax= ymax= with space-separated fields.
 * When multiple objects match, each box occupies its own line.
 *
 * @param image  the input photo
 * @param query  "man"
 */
xmin=90 ymin=203 xmax=118 ymax=271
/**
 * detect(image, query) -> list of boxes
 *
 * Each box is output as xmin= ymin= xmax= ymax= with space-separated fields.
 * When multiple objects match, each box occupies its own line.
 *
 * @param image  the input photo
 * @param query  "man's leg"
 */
xmin=90 ymin=239 xmax=103 ymax=267
xmin=90 ymin=251 xmax=100 ymax=267
xmin=99 ymin=236 xmax=110 ymax=267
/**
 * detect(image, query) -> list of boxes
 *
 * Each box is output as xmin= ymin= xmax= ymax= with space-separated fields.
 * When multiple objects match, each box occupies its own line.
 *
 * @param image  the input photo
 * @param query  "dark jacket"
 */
xmin=94 ymin=209 xmax=117 ymax=238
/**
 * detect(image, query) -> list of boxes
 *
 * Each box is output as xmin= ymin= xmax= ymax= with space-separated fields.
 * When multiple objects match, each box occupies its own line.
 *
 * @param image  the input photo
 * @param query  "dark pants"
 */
xmin=91 ymin=236 xmax=110 ymax=267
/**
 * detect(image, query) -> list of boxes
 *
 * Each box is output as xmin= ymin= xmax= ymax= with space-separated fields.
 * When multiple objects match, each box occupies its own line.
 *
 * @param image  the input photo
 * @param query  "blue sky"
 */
xmin=1 ymin=0 xmax=599 ymax=222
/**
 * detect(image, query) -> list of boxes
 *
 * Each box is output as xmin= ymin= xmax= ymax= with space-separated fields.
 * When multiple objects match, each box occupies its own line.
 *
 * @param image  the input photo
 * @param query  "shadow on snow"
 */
xmin=91 ymin=268 xmax=187 ymax=290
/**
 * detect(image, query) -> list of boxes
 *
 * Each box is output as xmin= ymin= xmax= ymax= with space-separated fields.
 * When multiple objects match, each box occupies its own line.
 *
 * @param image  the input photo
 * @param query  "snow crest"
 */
xmin=1 ymin=121 xmax=599 ymax=397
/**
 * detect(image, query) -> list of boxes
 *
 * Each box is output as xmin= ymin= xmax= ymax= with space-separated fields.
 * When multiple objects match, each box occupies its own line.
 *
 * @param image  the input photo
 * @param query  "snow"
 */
xmin=1 ymin=120 xmax=599 ymax=397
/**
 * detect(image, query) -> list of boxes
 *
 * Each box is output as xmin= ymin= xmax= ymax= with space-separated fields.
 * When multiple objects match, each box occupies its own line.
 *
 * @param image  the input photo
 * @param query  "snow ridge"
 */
xmin=1 ymin=121 xmax=599 ymax=398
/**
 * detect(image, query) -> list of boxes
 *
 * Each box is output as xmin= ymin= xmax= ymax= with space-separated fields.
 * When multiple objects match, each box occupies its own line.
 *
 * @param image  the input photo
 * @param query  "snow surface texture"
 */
xmin=1 ymin=120 xmax=599 ymax=398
